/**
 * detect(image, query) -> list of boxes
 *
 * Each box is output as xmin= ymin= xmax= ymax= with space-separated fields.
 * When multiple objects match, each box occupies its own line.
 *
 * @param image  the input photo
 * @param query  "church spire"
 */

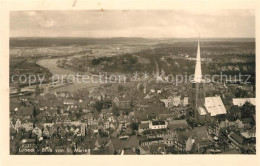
xmin=194 ymin=39 xmax=202 ymax=83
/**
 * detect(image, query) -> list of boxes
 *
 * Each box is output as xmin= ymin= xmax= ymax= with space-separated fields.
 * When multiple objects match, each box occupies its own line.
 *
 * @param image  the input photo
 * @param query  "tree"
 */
xmin=130 ymin=122 xmax=139 ymax=131
xmin=75 ymin=112 xmax=82 ymax=119
xmin=240 ymin=102 xmax=255 ymax=119
xmin=186 ymin=117 xmax=197 ymax=128
xmin=112 ymin=105 xmax=119 ymax=116
xmin=94 ymin=101 xmax=103 ymax=112
xmin=227 ymin=105 xmax=239 ymax=121
xmin=235 ymin=88 xmax=248 ymax=98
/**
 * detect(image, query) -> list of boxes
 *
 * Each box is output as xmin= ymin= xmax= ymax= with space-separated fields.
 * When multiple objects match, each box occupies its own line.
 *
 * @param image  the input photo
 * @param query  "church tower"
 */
xmin=189 ymin=40 xmax=205 ymax=119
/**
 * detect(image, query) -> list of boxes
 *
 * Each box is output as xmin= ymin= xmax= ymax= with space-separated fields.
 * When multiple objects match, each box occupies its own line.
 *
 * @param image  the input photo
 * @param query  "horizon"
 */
xmin=10 ymin=10 xmax=255 ymax=38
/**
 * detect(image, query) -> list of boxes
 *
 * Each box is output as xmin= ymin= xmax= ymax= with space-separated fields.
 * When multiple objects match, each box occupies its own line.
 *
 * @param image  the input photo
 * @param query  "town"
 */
xmin=10 ymin=38 xmax=256 ymax=155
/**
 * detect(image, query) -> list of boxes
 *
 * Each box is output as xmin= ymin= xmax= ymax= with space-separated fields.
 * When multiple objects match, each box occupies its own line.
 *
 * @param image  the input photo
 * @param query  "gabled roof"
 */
xmin=204 ymin=96 xmax=226 ymax=116
xmin=193 ymin=126 xmax=209 ymax=141
xmin=111 ymin=136 xmax=138 ymax=150
xmin=134 ymin=110 xmax=148 ymax=121
xmin=229 ymin=131 xmax=244 ymax=144
xmin=168 ymin=119 xmax=187 ymax=125
xmin=139 ymin=123 xmax=149 ymax=129
xmin=176 ymin=131 xmax=192 ymax=144
xmin=149 ymin=143 xmax=166 ymax=154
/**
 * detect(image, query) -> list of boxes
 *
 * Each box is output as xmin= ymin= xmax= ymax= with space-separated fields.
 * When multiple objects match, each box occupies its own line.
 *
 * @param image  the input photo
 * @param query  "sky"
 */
xmin=10 ymin=10 xmax=255 ymax=38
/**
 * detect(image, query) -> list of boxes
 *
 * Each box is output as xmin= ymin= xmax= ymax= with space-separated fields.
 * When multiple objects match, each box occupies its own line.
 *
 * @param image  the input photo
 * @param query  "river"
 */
xmin=37 ymin=58 xmax=103 ymax=92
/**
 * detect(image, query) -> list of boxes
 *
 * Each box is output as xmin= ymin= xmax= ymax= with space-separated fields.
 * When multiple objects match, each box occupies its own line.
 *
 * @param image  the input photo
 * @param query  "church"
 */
xmin=189 ymin=40 xmax=227 ymax=123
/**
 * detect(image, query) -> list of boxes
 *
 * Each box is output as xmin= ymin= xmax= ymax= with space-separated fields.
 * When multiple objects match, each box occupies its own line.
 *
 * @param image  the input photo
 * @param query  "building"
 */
xmin=81 ymin=124 xmax=87 ymax=136
xmin=174 ymin=131 xmax=193 ymax=152
xmin=232 ymin=98 xmax=255 ymax=107
xmin=189 ymin=40 xmax=227 ymax=123
xmin=189 ymin=40 xmax=206 ymax=122
xmin=168 ymin=119 xmax=188 ymax=131
xmin=204 ymin=96 xmax=227 ymax=117
xmin=183 ymin=97 xmax=189 ymax=106
xmin=113 ymin=97 xmax=132 ymax=109
xmin=149 ymin=120 xmax=167 ymax=130
xmin=138 ymin=123 xmax=149 ymax=134
xmin=160 ymin=96 xmax=188 ymax=108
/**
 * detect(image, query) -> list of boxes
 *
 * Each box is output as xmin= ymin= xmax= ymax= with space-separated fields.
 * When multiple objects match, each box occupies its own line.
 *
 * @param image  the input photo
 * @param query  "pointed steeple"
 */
xmin=194 ymin=39 xmax=202 ymax=83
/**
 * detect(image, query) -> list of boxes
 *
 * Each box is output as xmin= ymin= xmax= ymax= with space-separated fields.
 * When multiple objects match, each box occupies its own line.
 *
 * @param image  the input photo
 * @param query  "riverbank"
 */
xmin=37 ymin=58 xmax=103 ymax=92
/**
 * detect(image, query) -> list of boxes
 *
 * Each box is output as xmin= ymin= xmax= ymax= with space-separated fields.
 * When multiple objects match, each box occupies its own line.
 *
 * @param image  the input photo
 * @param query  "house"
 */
xmin=160 ymin=98 xmax=173 ymax=108
xmin=139 ymin=145 xmax=150 ymax=155
xmin=118 ymin=115 xmax=131 ymax=129
xmin=92 ymin=137 xmax=112 ymax=152
xmin=84 ymin=113 xmax=98 ymax=126
xmin=55 ymin=116 xmax=63 ymax=124
xmin=22 ymin=122 xmax=34 ymax=131
xmin=57 ymin=126 xmax=65 ymax=136
xmin=140 ymin=137 xmax=164 ymax=146
xmin=113 ymin=96 xmax=132 ymax=109
xmin=183 ymin=97 xmax=189 ymax=106
xmin=81 ymin=124 xmax=87 ymax=136
xmin=43 ymin=127 xmax=50 ymax=137
xmin=10 ymin=120 xmax=15 ymax=129
xmin=14 ymin=119 xmax=22 ymax=130
xmin=138 ymin=123 xmax=149 ymax=134
xmin=207 ymin=123 xmax=220 ymax=136
xmin=149 ymin=144 xmax=166 ymax=154
xmin=64 ymin=116 xmax=72 ymax=124
xmin=139 ymin=98 xmax=159 ymax=108
xmin=228 ymin=131 xmax=245 ymax=149
xmin=173 ymin=96 xmax=181 ymax=106
xmin=123 ymin=149 xmax=137 ymax=155
xmin=32 ymin=126 xmax=43 ymax=138
xmin=16 ymin=106 xmax=34 ymax=119
xmin=163 ymin=131 xmax=176 ymax=147
xmin=110 ymin=136 xmax=139 ymax=154
xmin=43 ymin=123 xmax=54 ymax=128
xmin=123 ymin=125 xmax=133 ymax=136
xmin=149 ymin=121 xmax=167 ymax=130
xmin=193 ymin=126 xmax=211 ymax=151
xmin=174 ymin=131 xmax=193 ymax=152
xmin=158 ymin=114 xmax=176 ymax=121
xmin=134 ymin=108 xmax=149 ymax=121
xmin=71 ymin=121 xmax=81 ymax=126
xmin=49 ymin=125 xmax=58 ymax=137
xmin=232 ymin=98 xmax=255 ymax=107
xmin=168 ymin=120 xmax=188 ymax=131
xmin=103 ymin=121 xmax=110 ymax=130
xmin=160 ymin=96 xmax=184 ymax=108
xmin=90 ymin=124 xmax=99 ymax=134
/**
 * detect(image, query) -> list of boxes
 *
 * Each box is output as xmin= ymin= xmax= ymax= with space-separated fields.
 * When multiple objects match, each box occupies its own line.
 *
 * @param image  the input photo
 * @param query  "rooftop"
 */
xmin=204 ymin=96 xmax=227 ymax=116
